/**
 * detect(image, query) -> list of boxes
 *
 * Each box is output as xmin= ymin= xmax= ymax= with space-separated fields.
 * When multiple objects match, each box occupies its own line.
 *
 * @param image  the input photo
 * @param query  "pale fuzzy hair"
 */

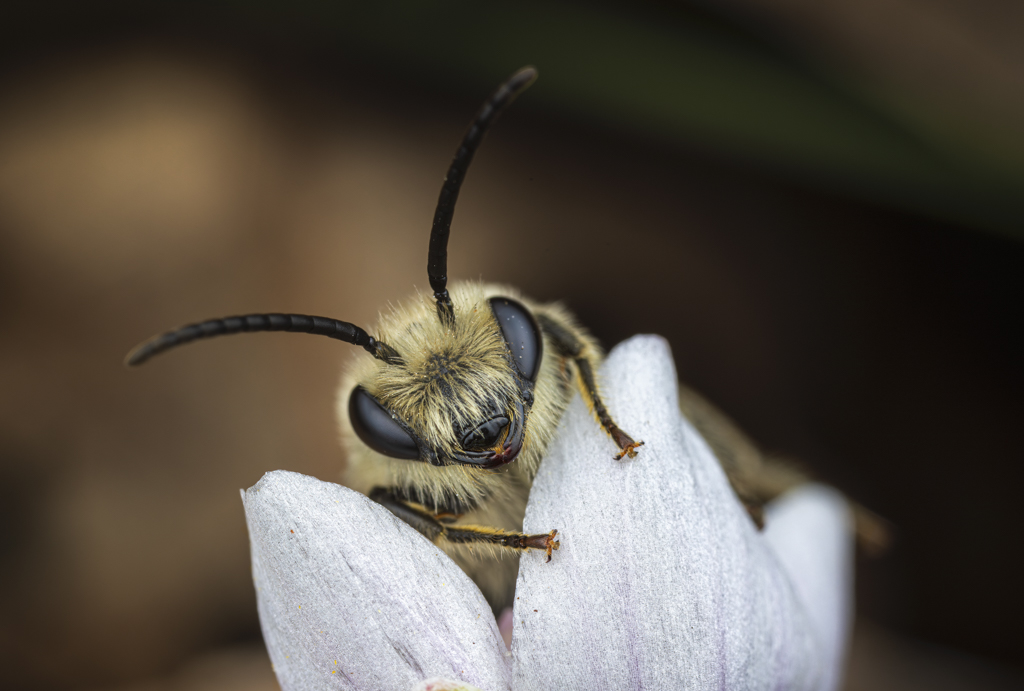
xmin=337 ymin=281 xmax=602 ymax=608
xmin=373 ymin=287 xmax=521 ymax=458
xmin=338 ymin=282 xmax=591 ymax=502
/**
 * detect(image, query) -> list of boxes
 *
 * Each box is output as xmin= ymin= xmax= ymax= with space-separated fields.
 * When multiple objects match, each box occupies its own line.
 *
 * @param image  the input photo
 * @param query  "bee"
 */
xmin=127 ymin=67 xmax=886 ymax=612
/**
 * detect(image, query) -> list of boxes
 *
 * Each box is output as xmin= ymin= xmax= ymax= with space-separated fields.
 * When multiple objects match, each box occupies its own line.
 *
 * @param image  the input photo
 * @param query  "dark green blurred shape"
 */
xmin=227 ymin=0 xmax=1023 ymax=238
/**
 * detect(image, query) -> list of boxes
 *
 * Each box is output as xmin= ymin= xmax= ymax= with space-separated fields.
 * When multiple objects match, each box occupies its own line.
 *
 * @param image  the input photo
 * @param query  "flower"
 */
xmin=241 ymin=336 xmax=853 ymax=690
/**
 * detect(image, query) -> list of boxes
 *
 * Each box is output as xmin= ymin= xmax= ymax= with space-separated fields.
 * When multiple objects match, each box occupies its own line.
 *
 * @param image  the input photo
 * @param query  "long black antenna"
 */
xmin=125 ymin=314 xmax=402 ymax=367
xmin=427 ymin=66 xmax=538 ymax=327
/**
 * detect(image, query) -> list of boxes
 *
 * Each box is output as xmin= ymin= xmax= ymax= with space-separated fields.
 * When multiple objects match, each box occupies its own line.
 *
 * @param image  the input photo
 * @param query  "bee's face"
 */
xmin=348 ymin=292 xmax=542 ymax=469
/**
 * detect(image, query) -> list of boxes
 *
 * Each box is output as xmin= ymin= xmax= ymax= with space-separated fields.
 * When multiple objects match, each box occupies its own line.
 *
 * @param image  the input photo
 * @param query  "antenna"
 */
xmin=427 ymin=66 xmax=538 ymax=327
xmin=126 ymin=313 xmax=402 ymax=367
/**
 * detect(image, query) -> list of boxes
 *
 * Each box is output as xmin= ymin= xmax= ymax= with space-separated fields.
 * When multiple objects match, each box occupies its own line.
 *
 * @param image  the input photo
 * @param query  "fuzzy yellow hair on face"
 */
xmin=369 ymin=285 xmax=520 ymax=459
xmin=338 ymin=282 xmax=555 ymax=505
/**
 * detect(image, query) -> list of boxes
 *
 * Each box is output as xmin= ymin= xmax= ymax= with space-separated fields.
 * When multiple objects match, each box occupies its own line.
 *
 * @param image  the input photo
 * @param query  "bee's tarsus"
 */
xmin=545 ymin=530 xmax=560 ymax=563
xmin=614 ymin=440 xmax=645 ymax=461
xmin=516 ymin=529 xmax=560 ymax=563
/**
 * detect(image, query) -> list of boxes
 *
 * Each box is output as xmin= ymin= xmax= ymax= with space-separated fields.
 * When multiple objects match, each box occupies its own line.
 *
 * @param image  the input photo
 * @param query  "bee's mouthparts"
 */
xmin=455 ymin=401 xmax=526 ymax=469
xmin=488 ymin=441 xmax=519 ymax=465
xmin=480 ymin=414 xmax=524 ymax=469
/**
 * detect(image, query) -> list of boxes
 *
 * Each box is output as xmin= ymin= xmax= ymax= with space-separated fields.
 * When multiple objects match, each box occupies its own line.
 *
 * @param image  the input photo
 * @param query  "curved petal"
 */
xmin=241 ymin=471 xmax=511 ymax=691
xmin=763 ymin=484 xmax=854 ymax=691
xmin=512 ymin=335 xmax=842 ymax=690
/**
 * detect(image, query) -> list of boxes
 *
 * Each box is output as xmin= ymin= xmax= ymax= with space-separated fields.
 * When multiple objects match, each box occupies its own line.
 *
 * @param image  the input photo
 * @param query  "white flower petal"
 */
xmin=412 ymin=677 xmax=485 ymax=691
xmin=512 ymin=335 xmax=845 ymax=690
xmin=763 ymin=485 xmax=854 ymax=691
xmin=241 ymin=471 xmax=511 ymax=691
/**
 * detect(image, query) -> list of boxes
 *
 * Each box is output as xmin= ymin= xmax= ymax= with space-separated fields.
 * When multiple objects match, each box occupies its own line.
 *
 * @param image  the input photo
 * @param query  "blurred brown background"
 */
xmin=0 ymin=2 xmax=1022 ymax=690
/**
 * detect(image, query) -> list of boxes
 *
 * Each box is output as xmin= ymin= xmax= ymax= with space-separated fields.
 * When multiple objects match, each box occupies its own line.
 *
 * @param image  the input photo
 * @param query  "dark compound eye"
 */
xmin=489 ymin=297 xmax=542 ymax=381
xmin=348 ymin=386 xmax=420 ymax=460
xmin=461 ymin=416 xmax=510 ymax=451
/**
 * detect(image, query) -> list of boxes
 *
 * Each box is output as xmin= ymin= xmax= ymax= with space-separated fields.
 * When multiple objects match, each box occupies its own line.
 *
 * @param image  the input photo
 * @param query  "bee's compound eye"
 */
xmin=489 ymin=297 xmax=542 ymax=381
xmin=348 ymin=386 xmax=420 ymax=460
xmin=462 ymin=416 xmax=510 ymax=451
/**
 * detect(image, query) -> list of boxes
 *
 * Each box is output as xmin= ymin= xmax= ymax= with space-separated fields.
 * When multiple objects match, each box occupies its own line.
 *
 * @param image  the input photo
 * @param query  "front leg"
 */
xmin=445 ymin=525 xmax=561 ymax=563
xmin=537 ymin=314 xmax=644 ymax=460
xmin=368 ymin=487 xmax=560 ymax=562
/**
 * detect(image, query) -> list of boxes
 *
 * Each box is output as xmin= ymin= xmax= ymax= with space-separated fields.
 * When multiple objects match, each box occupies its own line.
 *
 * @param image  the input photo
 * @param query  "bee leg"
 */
xmin=744 ymin=501 xmax=766 ymax=530
xmin=369 ymin=487 xmax=445 ymax=541
xmin=575 ymin=356 xmax=645 ymax=460
xmin=537 ymin=314 xmax=644 ymax=460
xmin=445 ymin=526 xmax=560 ymax=562
xmin=369 ymin=487 xmax=561 ymax=560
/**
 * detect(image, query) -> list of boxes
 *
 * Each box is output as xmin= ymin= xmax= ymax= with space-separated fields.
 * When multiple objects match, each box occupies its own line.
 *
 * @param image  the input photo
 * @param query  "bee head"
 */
xmin=345 ymin=66 xmax=541 ymax=470
xmin=349 ymin=288 xmax=542 ymax=469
